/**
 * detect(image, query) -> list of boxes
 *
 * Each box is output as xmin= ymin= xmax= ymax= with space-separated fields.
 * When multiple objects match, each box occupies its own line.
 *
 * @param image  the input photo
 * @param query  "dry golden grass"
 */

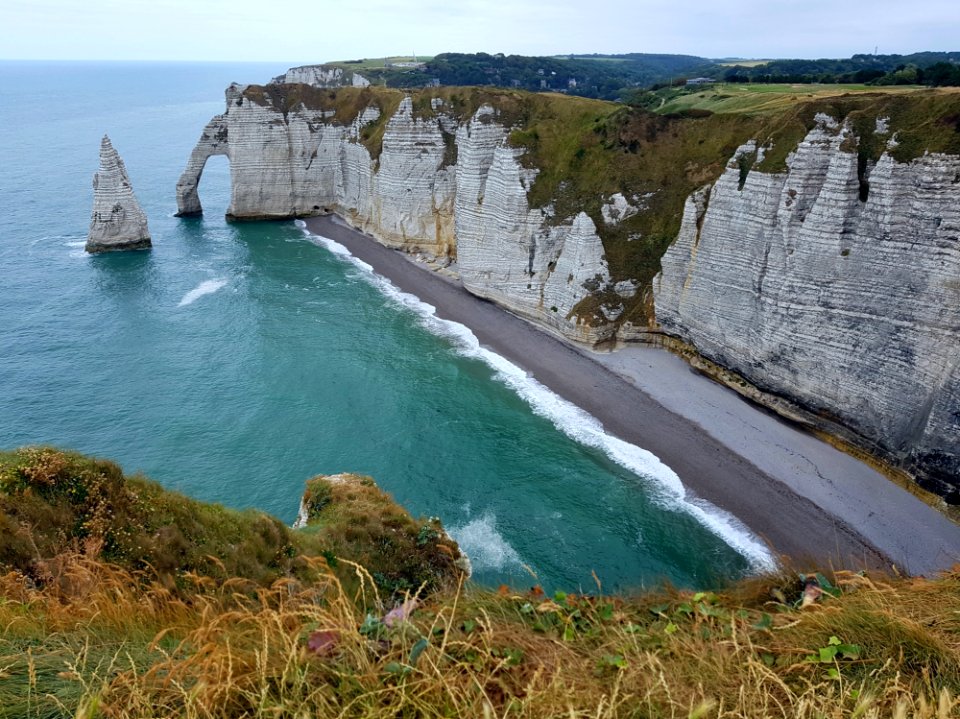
xmin=3 ymin=551 xmax=960 ymax=718
xmin=3 ymin=449 xmax=958 ymax=717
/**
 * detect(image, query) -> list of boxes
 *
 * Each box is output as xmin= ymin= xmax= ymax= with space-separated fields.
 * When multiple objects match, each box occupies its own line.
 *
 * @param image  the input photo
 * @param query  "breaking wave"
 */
xmin=298 ymin=221 xmax=776 ymax=571
xmin=178 ymin=278 xmax=227 ymax=307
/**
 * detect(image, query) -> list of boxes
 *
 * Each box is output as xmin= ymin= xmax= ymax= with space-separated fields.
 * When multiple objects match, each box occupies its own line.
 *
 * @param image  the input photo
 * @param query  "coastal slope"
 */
xmin=2 ymin=448 xmax=958 ymax=718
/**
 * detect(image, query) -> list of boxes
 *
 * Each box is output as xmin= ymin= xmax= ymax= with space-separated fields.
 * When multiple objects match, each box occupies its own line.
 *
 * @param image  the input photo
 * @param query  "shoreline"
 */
xmin=303 ymin=214 xmax=960 ymax=576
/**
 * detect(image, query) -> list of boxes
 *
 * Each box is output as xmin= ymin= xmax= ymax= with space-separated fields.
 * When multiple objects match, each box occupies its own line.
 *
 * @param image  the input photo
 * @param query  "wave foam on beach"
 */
xmin=298 ymin=221 xmax=776 ymax=571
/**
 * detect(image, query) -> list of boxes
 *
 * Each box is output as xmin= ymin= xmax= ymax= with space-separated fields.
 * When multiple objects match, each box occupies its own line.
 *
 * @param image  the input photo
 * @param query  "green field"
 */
xmin=655 ymin=83 xmax=932 ymax=114
xmin=716 ymin=59 xmax=774 ymax=67
xmin=326 ymin=56 xmax=433 ymax=70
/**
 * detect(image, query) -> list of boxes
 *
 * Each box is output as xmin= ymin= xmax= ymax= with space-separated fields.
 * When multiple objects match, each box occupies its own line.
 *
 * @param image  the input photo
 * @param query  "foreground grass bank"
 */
xmin=1 ymin=448 xmax=958 ymax=718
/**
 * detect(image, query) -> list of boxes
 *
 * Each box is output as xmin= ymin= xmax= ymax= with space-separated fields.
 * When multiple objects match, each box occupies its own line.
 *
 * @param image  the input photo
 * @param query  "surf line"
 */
xmin=296 ymin=221 xmax=777 ymax=572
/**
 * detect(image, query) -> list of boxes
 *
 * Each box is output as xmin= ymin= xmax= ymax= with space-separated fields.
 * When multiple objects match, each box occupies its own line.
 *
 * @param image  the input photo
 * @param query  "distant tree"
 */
xmin=924 ymin=62 xmax=960 ymax=86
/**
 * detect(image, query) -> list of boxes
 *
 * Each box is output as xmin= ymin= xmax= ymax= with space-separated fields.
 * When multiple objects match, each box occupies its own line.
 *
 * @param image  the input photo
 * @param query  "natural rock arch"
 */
xmin=175 ymin=114 xmax=229 ymax=217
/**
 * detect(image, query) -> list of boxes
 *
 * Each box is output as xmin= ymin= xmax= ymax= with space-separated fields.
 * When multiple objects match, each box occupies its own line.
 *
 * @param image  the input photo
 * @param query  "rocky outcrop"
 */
xmin=601 ymin=193 xmax=638 ymax=225
xmin=176 ymin=87 xmax=613 ymax=342
xmin=294 ymin=473 xmax=470 ymax=592
xmin=654 ymin=116 xmax=960 ymax=497
xmin=450 ymin=108 xmax=615 ymax=341
xmin=87 ymin=135 xmax=151 ymax=253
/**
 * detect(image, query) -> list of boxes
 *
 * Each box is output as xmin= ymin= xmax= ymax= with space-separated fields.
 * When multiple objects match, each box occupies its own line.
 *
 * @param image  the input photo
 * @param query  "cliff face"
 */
xmin=272 ymin=65 xmax=371 ymax=88
xmin=176 ymin=86 xmax=616 ymax=342
xmin=87 ymin=135 xmax=151 ymax=253
xmin=654 ymin=116 xmax=960 ymax=496
xmin=176 ymin=83 xmax=960 ymax=496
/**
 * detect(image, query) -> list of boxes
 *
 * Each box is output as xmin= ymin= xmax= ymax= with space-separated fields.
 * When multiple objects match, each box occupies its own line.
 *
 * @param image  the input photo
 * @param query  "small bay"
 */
xmin=0 ymin=62 xmax=756 ymax=591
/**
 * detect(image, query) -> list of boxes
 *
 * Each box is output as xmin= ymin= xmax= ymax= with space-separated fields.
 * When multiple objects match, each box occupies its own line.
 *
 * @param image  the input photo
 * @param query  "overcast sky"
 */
xmin=3 ymin=0 xmax=958 ymax=62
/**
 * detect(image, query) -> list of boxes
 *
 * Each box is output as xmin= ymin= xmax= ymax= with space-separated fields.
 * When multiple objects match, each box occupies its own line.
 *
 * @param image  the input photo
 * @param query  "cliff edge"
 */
xmin=1 ymin=447 xmax=958 ymax=718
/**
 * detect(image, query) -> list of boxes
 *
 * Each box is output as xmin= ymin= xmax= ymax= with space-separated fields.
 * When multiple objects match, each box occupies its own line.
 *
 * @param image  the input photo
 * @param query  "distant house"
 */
xmin=540 ymin=79 xmax=548 ymax=89
xmin=568 ymin=78 xmax=577 ymax=89
xmin=686 ymin=77 xmax=716 ymax=86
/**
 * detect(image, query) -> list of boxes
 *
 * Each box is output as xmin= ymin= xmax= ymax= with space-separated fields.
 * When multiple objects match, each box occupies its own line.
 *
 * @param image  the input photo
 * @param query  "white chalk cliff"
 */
xmin=272 ymin=65 xmax=371 ymax=88
xmin=654 ymin=116 xmax=960 ymax=494
xmin=176 ymin=85 xmax=960 ymax=493
xmin=87 ymin=135 xmax=151 ymax=253
xmin=176 ymin=87 xmax=614 ymax=343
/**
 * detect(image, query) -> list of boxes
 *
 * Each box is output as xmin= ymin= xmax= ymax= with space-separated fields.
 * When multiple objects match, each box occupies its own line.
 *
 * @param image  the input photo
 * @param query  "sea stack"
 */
xmin=86 ymin=135 xmax=151 ymax=253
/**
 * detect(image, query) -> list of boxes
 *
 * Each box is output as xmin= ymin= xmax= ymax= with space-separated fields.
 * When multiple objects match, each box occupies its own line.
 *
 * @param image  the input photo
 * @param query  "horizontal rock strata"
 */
xmin=176 ymin=88 xmax=614 ymax=342
xmin=655 ymin=116 xmax=960 ymax=497
xmin=87 ymin=135 xmax=151 ymax=253
xmin=177 ymin=81 xmax=960 ymax=497
xmin=272 ymin=65 xmax=370 ymax=88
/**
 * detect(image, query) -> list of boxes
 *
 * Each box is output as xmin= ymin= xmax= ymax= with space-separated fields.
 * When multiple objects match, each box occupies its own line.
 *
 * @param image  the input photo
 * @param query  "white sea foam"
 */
xmin=300 ymin=226 xmax=777 ymax=571
xmin=178 ymin=279 xmax=228 ymax=307
xmin=448 ymin=514 xmax=523 ymax=572
xmin=66 ymin=240 xmax=87 ymax=248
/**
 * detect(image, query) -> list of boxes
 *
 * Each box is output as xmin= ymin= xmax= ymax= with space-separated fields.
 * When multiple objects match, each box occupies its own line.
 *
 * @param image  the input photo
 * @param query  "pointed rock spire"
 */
xmin=86 ymin=134 xmax=151 ymax=253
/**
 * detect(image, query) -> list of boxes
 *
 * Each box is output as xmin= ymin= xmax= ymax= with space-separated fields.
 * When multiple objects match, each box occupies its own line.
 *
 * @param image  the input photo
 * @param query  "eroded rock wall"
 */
xmin=176 ymin=87 xmax=614 ymax=342
xmin=272 ymin=65 xmax=370 ymax=88
xmin=655 ymin=117 xmax=960 ymax=494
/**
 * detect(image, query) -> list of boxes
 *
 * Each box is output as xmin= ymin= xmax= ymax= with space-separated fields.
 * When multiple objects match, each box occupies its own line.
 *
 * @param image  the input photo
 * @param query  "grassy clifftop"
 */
xmin=0 ymin=448 xmax=465 ymax=600
xmin=243 ymin=83 xmax=960 ymax=328
xmin=1 ymin=448 xmax=959 ymax=718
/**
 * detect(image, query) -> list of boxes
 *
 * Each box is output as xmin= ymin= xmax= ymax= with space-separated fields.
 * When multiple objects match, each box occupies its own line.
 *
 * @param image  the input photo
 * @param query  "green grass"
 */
xmin=655 ymin=83 xmax=928 ymax=115
xmin=0 ymin=447 xmax=295 ymax=588
xmin=325 ymin=56 xmax=434 ymax=71
xmin=716 ymin=59 xmax=775 ymax=67
xmin=1 ymin=448 xmax=960 ymax=717
xmin=0 ymin=448 xmax=464 ymax=600
xmin=299 ymin=473 xmax=466 ymax=598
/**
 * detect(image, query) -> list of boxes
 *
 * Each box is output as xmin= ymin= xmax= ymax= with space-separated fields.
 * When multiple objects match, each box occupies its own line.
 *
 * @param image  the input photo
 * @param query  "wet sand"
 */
xmin=304 ymin=215 xmax=960 ymax=575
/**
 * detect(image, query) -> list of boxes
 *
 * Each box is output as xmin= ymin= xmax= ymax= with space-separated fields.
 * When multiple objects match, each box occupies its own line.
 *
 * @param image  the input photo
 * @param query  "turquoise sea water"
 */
xmin=0 ymin=61 xmax=763 ymax=591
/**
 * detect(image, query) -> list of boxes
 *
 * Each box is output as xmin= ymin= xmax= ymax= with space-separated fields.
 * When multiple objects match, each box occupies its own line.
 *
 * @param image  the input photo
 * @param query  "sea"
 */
xmin=0 ymin=61 xmax=772 ymax=592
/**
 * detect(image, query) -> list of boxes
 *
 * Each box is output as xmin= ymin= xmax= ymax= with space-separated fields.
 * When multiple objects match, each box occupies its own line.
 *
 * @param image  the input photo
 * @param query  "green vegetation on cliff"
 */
xmin=323 ymin=52 xmax=960 ymax=100
xmin=1 ymin=448 xmax=959 ymax=718
xmin=243 ymin=82 xmax=960 ymax=328
xmin=0 ymin=448 xmax=464 ymax=599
